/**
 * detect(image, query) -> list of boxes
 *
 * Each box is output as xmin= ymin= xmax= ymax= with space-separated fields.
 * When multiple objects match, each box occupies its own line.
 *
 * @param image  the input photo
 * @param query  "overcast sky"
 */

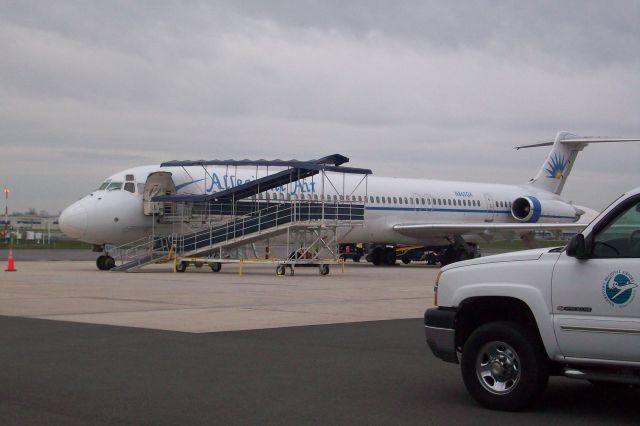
xmin=1 ymin=1 xmax=639 ymax=214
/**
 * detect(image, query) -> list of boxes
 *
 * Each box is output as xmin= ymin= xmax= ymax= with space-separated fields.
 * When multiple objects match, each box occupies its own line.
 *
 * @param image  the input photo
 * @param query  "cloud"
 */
xmin=0 ymin=1 xmax=639 ymax=212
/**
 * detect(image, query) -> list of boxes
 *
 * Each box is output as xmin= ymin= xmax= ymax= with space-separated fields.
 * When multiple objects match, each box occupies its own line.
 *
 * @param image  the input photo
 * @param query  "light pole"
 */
xmin=3 ymin=186 xmax=9 ymax=246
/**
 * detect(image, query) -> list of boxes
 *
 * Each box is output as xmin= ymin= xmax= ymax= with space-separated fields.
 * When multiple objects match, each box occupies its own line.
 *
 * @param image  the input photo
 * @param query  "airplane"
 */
xmin=58 ymin=131 xmax=639 ymax=270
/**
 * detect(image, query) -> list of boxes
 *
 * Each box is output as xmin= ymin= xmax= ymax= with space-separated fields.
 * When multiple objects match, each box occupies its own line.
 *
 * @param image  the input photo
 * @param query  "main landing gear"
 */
xmin=439 ymin=238 xmax=479 ymax=267
xmin=96 ymin=254 xmax=116 ymax=270
xmin=367 ymin=246 xmax=398 ymax=266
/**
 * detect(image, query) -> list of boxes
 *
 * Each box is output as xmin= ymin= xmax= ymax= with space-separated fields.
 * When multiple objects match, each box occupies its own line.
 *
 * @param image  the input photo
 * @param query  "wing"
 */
xmin=392 ymin=222 xmax=587 ymax=239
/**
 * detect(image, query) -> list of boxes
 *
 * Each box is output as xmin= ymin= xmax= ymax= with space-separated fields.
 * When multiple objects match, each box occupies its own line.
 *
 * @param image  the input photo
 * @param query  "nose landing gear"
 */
xmin=96 ymin=255 xmax=116 ymax=270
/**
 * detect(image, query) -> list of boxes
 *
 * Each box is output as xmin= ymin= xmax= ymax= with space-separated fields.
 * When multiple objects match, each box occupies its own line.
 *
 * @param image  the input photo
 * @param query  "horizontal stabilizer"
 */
xmin=516 ymin=138 xmax=640 ymax=150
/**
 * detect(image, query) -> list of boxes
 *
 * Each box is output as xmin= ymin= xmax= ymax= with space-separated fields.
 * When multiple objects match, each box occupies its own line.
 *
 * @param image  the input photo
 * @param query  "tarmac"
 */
xmin=1 ymin=260 xmax=638 ymax=424
xmin=0 ymin=261 xmax=435 ymax=332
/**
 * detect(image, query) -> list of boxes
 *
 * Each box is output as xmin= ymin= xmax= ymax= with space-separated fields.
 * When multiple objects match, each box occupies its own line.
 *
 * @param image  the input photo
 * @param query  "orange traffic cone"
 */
xmin=5 ymin=247 xmax=16 ymax=272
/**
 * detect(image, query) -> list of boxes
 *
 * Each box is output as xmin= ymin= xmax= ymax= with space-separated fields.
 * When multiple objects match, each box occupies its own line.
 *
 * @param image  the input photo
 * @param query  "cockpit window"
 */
xmin=106 ymin=182 xmax=123 ymax=191
xmin=124 ymin=182 xmax=135 ymax=193
xmin=98 ymin=180 xmax=111 ymax=190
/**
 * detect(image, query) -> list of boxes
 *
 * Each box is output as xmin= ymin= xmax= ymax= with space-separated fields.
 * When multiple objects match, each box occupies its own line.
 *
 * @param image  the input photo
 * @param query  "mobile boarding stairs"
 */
xmin=110 ymin=155 xmax=371 ymax=274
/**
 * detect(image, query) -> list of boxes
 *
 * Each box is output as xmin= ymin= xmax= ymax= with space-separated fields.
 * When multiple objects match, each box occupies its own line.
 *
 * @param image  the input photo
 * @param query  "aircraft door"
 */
xmin=143 ymin=172 xmax=177 ymax=216
xmin=483 ymin=193 xmax=495 ymax=222
xmin=413 ymin=193 xmax=432 ymax=218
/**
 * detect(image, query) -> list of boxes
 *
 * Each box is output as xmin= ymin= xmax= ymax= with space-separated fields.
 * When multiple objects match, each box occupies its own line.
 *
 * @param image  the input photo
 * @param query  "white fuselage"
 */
xmin=58 ymin=164 xmax=581 ymax=247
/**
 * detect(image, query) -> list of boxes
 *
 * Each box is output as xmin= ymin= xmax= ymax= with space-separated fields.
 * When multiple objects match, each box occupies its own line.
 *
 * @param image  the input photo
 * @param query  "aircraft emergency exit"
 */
xmin=58 ymin=132 xmax=639 ymax=270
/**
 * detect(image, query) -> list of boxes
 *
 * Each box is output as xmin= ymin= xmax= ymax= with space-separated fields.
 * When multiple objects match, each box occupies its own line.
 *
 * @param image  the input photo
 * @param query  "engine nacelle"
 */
xmin=511 ymin=196 xmax=578 ymax=223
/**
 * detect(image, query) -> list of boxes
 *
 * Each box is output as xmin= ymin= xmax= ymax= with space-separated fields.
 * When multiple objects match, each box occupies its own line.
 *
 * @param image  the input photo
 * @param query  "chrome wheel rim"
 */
xmin=476 ymin=341 xmax=521 ymax=395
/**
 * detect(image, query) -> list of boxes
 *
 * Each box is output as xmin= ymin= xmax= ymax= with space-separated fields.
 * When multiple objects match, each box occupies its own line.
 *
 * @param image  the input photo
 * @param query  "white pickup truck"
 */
xmin=425 ymin=187 xmax=640 ymax=411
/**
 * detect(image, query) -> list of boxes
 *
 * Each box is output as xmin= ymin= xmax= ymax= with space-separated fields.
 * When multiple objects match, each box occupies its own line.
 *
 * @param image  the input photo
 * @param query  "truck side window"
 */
xmin=593 ymin=201 xmax=640 ymax=258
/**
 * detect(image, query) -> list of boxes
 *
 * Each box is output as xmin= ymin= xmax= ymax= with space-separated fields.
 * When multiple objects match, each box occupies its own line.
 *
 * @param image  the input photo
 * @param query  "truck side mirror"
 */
xmin=566 ymin=234 xmax=588 ymax=259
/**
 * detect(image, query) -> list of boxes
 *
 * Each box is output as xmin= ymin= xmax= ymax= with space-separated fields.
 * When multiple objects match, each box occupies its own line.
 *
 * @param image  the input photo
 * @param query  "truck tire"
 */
xmin=461 ymin=321 xmax=548 ymax=411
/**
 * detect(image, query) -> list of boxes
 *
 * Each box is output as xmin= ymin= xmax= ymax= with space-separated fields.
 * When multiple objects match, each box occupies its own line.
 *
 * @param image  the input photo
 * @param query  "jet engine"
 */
xmin=511 ymin=196 xmax=579 ymax=223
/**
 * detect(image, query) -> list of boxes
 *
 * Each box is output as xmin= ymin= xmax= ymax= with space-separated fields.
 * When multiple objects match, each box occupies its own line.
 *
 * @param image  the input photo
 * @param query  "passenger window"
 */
xmin=404 ymin=197 xmax=409 ymax=204
xmin=392 ymin=197 xmax=397 ymax=204
xmin=399 ymin=198 xmax=403 ymax=205
xmin=593 ymin=200 xmax=640 ymax=258
xmin=375 ymin=196 xmax=380 ymax=203
xmin=448 ymin=199 xmax=452 ymax=206
xmin=124 ymin=182 xmax=135 ymax=193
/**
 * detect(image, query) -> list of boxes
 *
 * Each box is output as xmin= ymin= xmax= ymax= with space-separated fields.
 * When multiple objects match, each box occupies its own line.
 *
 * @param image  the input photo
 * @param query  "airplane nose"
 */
xmin=58 ymin=202 xmax=88 ymax=239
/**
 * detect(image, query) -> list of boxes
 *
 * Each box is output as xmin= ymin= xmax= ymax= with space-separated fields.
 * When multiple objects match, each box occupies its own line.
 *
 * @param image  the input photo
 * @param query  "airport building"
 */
xmin=1 ymin=214 xmax=64 ymax=244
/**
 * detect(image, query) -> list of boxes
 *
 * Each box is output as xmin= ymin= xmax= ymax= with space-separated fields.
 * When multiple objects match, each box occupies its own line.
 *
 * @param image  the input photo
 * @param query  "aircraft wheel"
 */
xmin=176 ymin=261 xmax=188 ymax=272
xmin=276 ymin=265 xmax=286 ymax=275
xmin=383 ymin=248 xmax=397 ymax=266
xmin=210 ymin=262 xmax=222 ymax=272
xmin=370 ymin=247 xmax=383 ymax=265
xmin=319 ymin=264 xmax=330 ymax=275
xmin=96 ymin=255 xmax=107 ymax=271
xmin=104 ymin=256 xmax=116 ymax=270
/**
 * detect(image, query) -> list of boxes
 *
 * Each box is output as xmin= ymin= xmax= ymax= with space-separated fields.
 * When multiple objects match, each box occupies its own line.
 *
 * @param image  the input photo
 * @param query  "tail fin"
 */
xmin=516 ymin=131 xmax=640 ymax=195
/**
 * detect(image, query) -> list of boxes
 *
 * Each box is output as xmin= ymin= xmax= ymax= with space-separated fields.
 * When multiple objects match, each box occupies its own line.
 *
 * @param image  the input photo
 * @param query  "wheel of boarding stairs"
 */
xmin=210 ymin=262 xmax=222 ymax=272
xmin=276 ymin=265 xmax=286 ymax=275
xmin=176 ymin=261 xmax=188 ymax=272
xmin=320 ymin=264 xmax=330 ymax=275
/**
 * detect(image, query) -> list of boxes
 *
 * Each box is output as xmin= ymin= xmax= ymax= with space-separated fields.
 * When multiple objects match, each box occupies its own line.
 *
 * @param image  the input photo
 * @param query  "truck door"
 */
xmin=551 ymin=195 xmax=640 ymax=361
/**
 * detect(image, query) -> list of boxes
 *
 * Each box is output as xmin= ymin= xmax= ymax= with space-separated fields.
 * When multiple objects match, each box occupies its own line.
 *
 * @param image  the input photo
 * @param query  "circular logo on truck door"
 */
xmin=602 ymin=271 xmax=637 ymax=307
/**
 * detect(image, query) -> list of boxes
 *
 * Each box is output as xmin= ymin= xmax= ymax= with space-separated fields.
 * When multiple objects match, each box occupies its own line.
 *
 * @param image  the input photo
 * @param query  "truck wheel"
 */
xmin=461 ymin=321 xmax=548 ymax=411
xmin=352 ymin=255 xmax=361 ymax=263
xmin=401 ymin=254 xmax=411 ymax=264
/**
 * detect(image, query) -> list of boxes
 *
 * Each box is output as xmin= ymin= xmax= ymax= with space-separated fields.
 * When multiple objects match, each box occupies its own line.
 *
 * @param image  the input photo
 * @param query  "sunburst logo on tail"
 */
xmin=545 ymin=154 xmax=568 ymax=180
